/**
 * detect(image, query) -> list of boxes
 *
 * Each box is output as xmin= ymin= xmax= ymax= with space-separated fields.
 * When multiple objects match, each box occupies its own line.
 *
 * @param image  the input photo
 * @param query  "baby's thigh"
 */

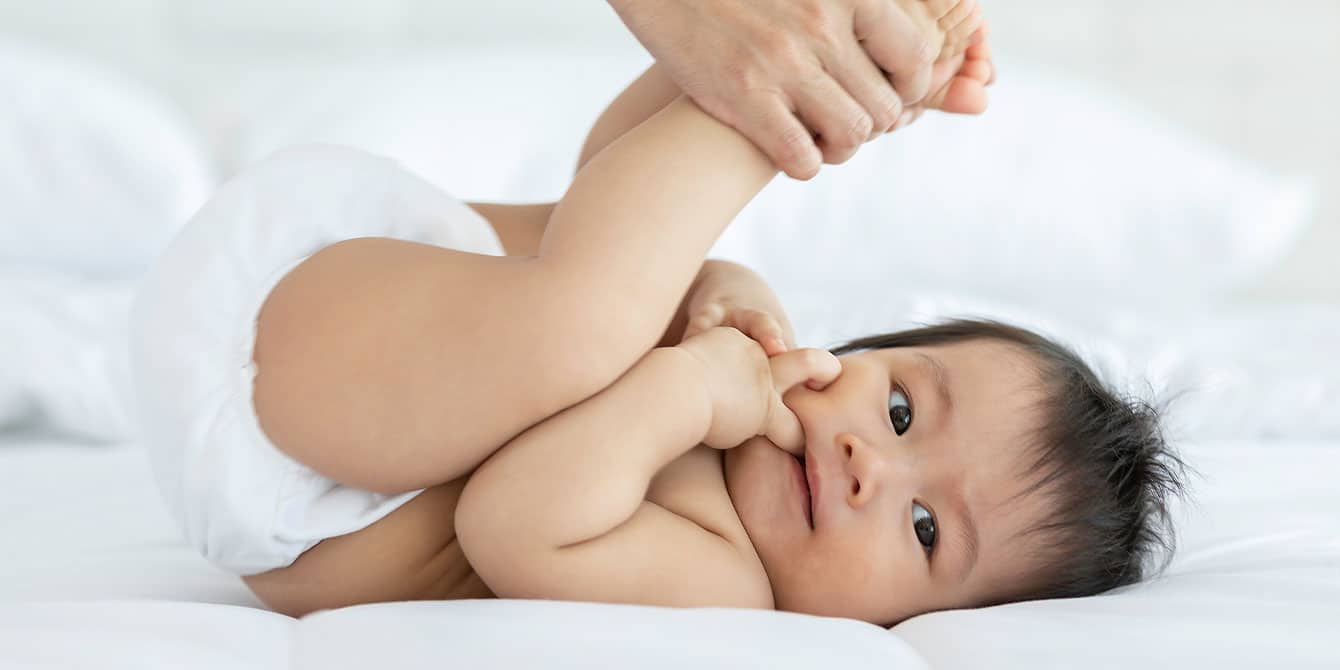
xmin=250 ymin=237 xmax=609 ymax=495
xmin=243 ymin=477 xmax=485 ymax=617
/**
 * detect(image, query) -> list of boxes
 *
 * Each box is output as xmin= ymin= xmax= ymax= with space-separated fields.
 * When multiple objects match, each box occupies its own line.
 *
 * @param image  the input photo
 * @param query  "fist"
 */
xmin=677 ymin=327 xmax=841 ymax=452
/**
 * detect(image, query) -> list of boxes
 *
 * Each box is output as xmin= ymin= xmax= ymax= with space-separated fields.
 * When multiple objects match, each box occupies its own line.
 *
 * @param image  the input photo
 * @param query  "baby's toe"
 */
xmin=934 ymin=76 xmax=989 ymax=115
xmin=960 ymin=57 xmax=993 ymax=84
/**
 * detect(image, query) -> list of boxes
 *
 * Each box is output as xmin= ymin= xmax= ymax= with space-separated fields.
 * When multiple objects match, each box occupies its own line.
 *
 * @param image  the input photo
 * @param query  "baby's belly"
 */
xmin=243 ymin=477 xmax=491 ymax=617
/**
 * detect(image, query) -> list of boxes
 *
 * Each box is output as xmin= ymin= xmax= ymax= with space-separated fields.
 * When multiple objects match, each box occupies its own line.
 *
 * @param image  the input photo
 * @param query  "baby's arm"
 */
xmin=455 ymin=347 xmax=774 ymax=608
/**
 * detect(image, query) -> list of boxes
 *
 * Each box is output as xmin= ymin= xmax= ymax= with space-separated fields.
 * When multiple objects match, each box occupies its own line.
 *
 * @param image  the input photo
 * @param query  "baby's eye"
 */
xmin=888 ymin=389 xmax=912 ymax=435
xmin=912 ymin=501 xmax=937 ymax=553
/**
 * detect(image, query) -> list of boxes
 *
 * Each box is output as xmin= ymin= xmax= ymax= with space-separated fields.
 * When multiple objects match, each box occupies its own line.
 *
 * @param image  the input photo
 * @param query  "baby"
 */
xmin=130 ymin=2 xmax=1184 ymax=626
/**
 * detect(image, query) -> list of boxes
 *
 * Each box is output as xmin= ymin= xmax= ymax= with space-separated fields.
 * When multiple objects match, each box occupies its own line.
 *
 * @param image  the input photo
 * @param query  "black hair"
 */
xmin=830 ymin=318 xmax=1187 ymax=604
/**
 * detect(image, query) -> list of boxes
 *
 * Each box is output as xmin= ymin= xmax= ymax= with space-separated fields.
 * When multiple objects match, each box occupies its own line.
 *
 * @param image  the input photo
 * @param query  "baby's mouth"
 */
xmin=795 ymin=454 xmax=814 ymax=529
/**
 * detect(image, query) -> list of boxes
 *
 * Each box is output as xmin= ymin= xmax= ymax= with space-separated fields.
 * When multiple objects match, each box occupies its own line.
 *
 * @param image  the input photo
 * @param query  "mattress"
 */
xmin=2 ymin=430 xmax=1336 ymax=669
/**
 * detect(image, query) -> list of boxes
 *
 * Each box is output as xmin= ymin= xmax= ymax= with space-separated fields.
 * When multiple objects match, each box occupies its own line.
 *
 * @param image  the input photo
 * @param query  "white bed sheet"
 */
xmin=1 ymin=430 xmax=1336 ymax=668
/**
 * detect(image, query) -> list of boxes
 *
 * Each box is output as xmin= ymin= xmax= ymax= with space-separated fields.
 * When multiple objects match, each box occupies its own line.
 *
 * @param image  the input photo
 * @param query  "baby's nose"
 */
xmin=838 ymin=432 xmax=891 ymax=507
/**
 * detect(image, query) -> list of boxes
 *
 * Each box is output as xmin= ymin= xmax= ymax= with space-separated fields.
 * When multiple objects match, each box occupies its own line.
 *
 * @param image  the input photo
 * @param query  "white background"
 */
xmin=2 ymin=0 xmax=1337 ymax=303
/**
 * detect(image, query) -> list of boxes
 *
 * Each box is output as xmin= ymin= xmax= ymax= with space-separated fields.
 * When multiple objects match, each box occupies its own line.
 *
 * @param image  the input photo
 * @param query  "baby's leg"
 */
xmin=253 ymin=238 xmax=646 ymax=495
xmin=256 ymin=99 xmax=775 ymax=496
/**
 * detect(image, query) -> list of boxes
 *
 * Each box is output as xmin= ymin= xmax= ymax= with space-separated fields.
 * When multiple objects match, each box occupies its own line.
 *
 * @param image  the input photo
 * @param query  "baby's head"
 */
xmin=723 ymin=318 xmax=1186 ymax=626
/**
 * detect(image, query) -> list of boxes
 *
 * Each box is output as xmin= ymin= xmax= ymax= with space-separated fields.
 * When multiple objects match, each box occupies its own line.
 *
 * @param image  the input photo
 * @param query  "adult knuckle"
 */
xmin=722 ymin=58 xmax=765 ymax=98
xmin=777 ymin=124 xmax=813 ymax=161
xmin=844 ymin=112 xmax=874 ymax=145
xmin=758 ymin=30 xmax=799 ymax=65
xmin=871 ymin=94 xmax=902 ymax=131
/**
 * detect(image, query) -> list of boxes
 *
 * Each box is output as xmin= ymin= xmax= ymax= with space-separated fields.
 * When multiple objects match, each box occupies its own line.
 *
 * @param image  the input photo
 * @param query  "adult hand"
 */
xmin=607 ymin=0 xmax=947 ymax=180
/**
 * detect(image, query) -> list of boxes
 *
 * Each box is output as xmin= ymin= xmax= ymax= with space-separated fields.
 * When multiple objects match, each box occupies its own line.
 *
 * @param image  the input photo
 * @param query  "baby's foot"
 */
xmin=890 ymin=0 xmax=987 ymax=112
xmin=894 ymin=22 xmax=994 ymax=127
xmin=923 ymin=0 xmax=984 ymax=63
xmin=924 ymin=24 xmax=993 ymax=113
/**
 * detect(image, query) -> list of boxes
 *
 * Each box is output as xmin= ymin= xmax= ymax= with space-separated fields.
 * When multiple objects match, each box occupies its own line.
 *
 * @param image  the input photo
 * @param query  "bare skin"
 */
xmin=243 ymin=24 xmax=996 ymax=616
xmin=608 ymin=0 xmax=990 ymax=178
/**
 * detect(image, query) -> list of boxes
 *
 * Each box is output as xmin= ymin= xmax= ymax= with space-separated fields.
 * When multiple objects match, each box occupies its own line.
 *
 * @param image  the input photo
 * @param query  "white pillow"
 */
xmin=204 ymin=49 xmax=1314 ymax=308
xmin=0 ymin=38 xmax=215 ymax=279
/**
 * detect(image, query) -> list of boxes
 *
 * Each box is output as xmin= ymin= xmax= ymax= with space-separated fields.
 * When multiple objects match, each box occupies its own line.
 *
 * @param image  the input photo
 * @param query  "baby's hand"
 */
xmin=680 ymin=260 xmax=795 ymax=357
xmin=676 ymin=327 xmax=841 ymax=453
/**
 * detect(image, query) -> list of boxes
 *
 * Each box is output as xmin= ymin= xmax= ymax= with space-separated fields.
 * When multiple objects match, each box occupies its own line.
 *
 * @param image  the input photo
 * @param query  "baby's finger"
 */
xmin=682 ymin=302 xmax=726 ymax=340
xmin=769 ymin=348 xmax=843 ymax=395
xmin=764 ymin=395 xmax=806 ymax=455
xmin=735 ymin=309 xmax=788 ymax=356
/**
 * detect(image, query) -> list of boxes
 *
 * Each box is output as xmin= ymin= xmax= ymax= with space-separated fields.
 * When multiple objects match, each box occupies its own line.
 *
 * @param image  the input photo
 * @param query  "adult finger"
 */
xmin=825 ymin=40 xmax=904 ymax=139
xmin=792 ymin=74 xmax=872 ymax=166
xmin=742 ymin=92 xmax=822 ymax=180
xmin=854 ymin=0 xmax=936 ymax=106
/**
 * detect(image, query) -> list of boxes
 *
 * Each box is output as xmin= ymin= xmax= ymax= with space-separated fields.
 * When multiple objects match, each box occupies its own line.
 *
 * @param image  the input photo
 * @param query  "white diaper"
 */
xmin=129 ymin=145 xmax=505 ymax=576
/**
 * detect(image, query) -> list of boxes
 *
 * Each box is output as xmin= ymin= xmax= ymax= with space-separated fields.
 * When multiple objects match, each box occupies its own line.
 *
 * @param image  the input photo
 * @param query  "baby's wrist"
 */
xmin=648 ymin=347 xmax=715 ymax=447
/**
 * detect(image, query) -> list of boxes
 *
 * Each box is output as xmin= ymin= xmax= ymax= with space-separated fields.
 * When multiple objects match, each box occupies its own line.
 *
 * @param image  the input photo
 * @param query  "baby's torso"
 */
xmin=244 ymin=446 xmax=759 ymax=615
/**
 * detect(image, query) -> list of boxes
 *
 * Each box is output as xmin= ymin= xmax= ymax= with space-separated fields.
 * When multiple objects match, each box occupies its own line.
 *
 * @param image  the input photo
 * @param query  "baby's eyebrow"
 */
xmin=915 ymin=353 xmax=954 ymax=422
xmin=950 ymin=489 xmax=980 ymax=585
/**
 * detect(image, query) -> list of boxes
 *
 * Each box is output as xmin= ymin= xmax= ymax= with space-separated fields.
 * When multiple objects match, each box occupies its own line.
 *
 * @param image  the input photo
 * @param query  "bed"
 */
xmin=3 ymin=430 xmax=1337 ymax=668
xmin=3 ymin=11 xmax=1339 ymax=668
